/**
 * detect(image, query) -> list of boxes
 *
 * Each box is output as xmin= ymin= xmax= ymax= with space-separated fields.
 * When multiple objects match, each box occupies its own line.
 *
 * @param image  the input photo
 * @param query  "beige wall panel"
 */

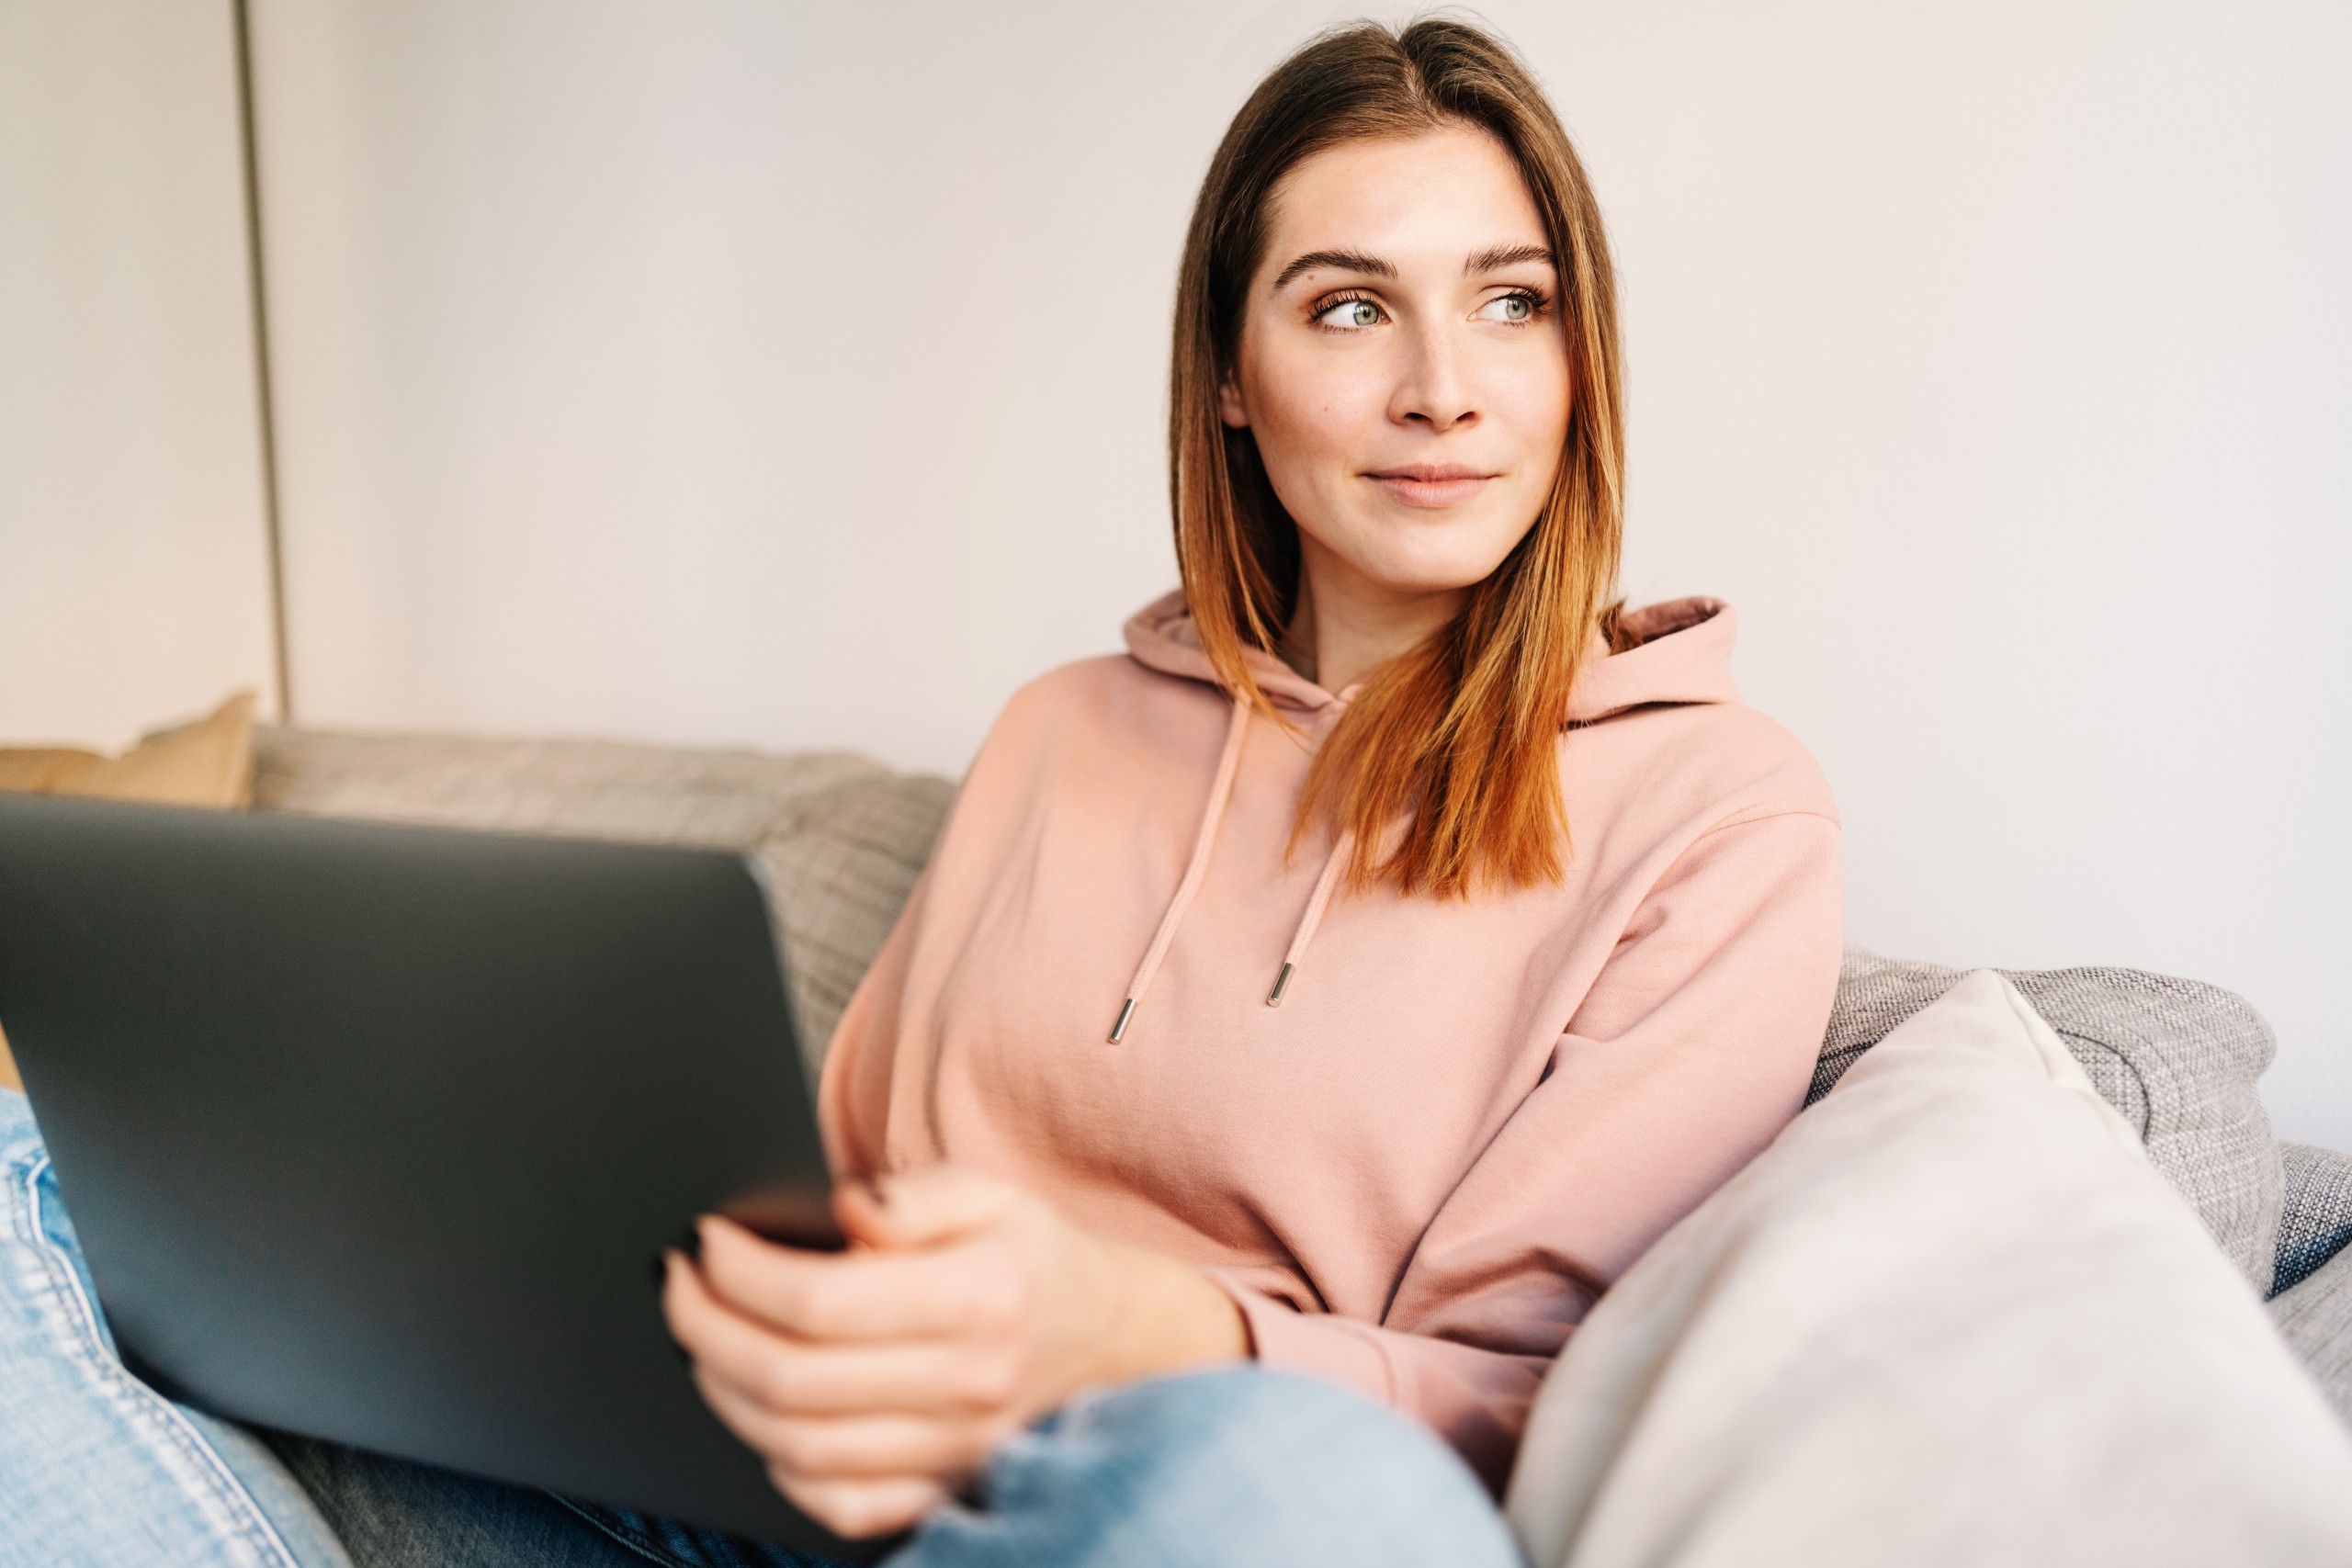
xmin=0 ymin=0 xmax=277 ymax=748
xmin=248 ymin=2 xmax=2350 ymax=1145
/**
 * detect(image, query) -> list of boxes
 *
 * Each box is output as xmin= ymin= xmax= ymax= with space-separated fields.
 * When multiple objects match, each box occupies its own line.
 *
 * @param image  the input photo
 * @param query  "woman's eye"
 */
xmin=1314 ymin=299 xmax=1385 ymax=329
xmin=1476 ymin=292 xmax=1539 ymax=324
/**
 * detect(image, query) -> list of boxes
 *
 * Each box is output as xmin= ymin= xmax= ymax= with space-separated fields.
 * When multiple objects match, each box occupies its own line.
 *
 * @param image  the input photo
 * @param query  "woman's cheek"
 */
xmin=1250 ymin=391 xmax=1352 ymax=519
xmin=1500 ymin=346 xmax=1573 ymax=455
xmin=1275 ymin=345 xmax=1387 ymax=446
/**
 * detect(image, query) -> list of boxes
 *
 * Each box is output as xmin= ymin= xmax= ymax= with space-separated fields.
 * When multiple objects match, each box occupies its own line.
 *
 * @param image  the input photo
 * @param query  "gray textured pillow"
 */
xmin=2272 ymin=1244 xmax=2352 ymax=1428
xmin=755 ymin=775 xmax=956 ymax=1075
xmin=254 ymin=725 xmax=880 ymax=845
xmin=1816 ymin=949 xmax=2284 ymax=1292
xmin=2278 ymin=1144 xmax=2352 ymax=1298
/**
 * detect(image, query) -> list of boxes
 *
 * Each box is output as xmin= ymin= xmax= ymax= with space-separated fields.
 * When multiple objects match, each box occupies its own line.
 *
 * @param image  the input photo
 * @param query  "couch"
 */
xmin=212 ymin=721 xmax=2352 ymax=1434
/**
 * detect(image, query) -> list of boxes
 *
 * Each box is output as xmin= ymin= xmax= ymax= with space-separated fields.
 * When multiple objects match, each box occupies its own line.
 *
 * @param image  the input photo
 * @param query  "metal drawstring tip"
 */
xmin=1266 ymin=962 xmax=1295 ymax=1007
xmin=1108 ymin=998 xmax=1137 ymax=1043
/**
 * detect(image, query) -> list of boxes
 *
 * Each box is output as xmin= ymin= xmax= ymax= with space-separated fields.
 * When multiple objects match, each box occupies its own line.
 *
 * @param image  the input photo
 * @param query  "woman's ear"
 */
xmin=1217 ymin=369 xmax=1250 ymax=430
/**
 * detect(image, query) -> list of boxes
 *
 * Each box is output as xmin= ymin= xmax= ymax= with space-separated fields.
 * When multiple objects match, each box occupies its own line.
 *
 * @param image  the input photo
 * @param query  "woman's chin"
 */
xmin=1323 ymin=526 xmax=1531 ymax=602
xmin=1344 ymin=558 xmax=1519 ymax=604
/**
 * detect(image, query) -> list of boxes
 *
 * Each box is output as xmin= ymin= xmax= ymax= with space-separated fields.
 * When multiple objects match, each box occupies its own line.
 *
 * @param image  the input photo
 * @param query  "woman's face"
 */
xmin=1223 ymin=124 xmax=1571 ymax=621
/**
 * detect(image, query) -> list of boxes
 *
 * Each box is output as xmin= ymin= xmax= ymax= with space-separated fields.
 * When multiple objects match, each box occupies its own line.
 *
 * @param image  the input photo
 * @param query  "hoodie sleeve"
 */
xmin=1206 ymin=806 xmax=1842 ymax=1491
xmin=816 ymin=857 xmax=933 ymax=1180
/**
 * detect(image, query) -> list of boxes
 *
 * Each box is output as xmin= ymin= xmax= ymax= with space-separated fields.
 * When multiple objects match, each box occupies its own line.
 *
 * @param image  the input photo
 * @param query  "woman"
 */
xmin=1 ymin=18 xmax=1838 ymax=1567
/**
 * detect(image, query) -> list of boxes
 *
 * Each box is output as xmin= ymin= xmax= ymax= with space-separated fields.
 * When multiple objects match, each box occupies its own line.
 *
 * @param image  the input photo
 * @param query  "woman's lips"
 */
xmin=1363 ymin=465 xmax=1498 ymax=508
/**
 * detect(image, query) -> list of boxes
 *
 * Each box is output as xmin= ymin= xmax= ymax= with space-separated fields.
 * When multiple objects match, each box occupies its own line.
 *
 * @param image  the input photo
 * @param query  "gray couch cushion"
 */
xmin=2273 ymin=1245 xmax=2352 ymax=1427
xmin=254 ymin=728 xmax=2300 ymax=1298
xmin=254 ymin=725 xmax=880 ymax=846
xmin=1816 ymin=950 xmax=2284 ymax=1293
xmin=251 ymin=725 xmax=956 ymax=1072
xmin=2278 ymin=1144 xmax=2352 ymax=1297
xmin=754 ymin=776 xmax=956 ymax=1074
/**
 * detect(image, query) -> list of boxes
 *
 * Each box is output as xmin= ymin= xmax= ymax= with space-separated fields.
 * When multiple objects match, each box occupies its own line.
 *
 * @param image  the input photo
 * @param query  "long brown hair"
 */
xmin=1170 ymin=17 xmax=1625 ymax=898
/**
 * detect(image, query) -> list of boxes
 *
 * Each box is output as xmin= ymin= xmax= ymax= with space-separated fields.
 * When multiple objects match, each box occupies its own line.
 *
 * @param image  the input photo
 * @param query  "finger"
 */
xmin=662 ymin=1247 xmax=763 ymax=1356
xmin=695 ymin=1371 xmax=1001 ymax=1481
xmin=695 ymin=1216 xmax=1025 ymax=1342
xmin=704 ymin=1335 xmax=1019 ymax=1416
xmin=773 ymin=1472 xmax=950 ymax=1541
xmin=835 ymin=1164 xmax=1023 ymax=1251
xmin=666 ymin=1252 xmax=1016 ymax=1428
xmin=663 ymin=1247 xmax=842 ymax=1396
xmin=669 ymin=1262 xmax=1019 ymax=1416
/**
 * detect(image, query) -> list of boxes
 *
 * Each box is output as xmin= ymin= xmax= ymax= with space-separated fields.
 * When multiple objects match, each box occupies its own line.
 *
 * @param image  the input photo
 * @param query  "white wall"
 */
xmin=1528 ymin=2 xmax=2352 ymax=1148
xmin=0 ymin=0 xmax=278 ymax=746
xmin=247 ymin=0 xmax=1205 ymax=773
xmin=26 ymin=3 xmax=2349 ymax=1147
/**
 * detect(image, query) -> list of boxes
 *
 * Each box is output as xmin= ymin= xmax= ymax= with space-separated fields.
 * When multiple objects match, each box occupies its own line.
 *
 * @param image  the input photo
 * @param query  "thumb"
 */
xmin=835 ymin=1163 xmax=1023 ymax=1250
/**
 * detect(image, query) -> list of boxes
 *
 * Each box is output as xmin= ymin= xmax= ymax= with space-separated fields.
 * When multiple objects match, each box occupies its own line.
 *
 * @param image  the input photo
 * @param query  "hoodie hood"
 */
xmin=1121 ymin=592 xmax=1340 ymax=716
xmin=1101 ymin=590 xmax=1744 ymax=1042
xmin=1121 ymin=589 xmax=1742 ymax=726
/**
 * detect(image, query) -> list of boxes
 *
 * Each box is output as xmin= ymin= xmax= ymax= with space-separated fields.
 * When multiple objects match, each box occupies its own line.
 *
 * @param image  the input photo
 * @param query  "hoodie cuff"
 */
xmin=1201 ymin=1268 xmax=1397 ymax=1409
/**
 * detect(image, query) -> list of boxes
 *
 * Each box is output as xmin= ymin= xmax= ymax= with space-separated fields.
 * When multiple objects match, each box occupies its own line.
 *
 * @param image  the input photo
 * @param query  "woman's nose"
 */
xmin=1389 ymin=325 xmax=1477 ymax=432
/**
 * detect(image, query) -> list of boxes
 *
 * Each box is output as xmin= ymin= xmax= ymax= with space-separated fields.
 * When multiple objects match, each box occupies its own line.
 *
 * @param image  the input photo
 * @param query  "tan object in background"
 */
xmin=0 ymin=749 xmax=109 ymax=793
xmin=19 ymin=692 xmax=259 ymax=808
xmin=0 ymin=691 xmax=257 ymax=1090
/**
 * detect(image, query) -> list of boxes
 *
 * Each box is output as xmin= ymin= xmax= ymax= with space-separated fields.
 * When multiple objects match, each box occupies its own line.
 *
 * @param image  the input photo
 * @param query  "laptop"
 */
xmin=0 ymin=791 xmax=883 ymax=1561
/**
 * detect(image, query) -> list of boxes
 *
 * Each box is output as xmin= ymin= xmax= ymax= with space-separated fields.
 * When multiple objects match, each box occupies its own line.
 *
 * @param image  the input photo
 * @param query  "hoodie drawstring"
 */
xmin=1107 ymin=694 xmax=1358 ymax=1043
xmin=1109 ymin=695 xmax=1252 ymax=1043
xmin=1265 ymin=825 xmax=1353 ymax=1008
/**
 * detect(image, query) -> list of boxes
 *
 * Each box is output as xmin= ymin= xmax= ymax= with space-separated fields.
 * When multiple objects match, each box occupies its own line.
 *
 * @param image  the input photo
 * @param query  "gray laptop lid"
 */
xmin=0 ymin=792 xmax=878 ymax=1559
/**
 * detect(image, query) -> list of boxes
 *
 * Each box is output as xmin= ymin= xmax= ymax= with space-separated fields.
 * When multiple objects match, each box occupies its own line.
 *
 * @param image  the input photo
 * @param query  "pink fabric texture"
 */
xmin=819 ymin=592 xmax=1843 ymax=1488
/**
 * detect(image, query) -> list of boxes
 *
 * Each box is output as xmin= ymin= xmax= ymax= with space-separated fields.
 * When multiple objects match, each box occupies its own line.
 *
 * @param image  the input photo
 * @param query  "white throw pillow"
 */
xmin=1505 ymin=970 xmax=2352 ymax=1568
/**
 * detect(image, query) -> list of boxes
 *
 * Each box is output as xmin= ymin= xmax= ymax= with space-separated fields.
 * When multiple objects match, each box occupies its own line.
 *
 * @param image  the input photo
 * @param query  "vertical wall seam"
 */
xmin=231 ymin=0 xmax=292 ymax=721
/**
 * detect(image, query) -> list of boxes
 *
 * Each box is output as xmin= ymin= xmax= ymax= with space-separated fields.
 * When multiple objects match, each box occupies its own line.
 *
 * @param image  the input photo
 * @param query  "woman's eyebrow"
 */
xmin=1464 ymin=243 xmax=1555 ymax=275
xmin=1270 ymin=249 xmax=1395 ymax=289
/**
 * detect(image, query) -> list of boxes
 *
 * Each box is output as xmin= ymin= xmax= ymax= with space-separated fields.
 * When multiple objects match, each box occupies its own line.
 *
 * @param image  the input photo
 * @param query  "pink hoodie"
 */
xmin=820 ymin=592 xmax=1842 ymax=1488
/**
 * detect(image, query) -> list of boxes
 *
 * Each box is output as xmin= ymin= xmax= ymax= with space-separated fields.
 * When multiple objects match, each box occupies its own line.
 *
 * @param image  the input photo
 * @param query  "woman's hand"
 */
xmin=660 ymin=1165 xmax=1249 ymax=1540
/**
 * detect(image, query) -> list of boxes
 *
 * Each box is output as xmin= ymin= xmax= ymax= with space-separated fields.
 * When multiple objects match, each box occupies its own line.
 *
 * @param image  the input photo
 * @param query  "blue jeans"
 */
xmin=0 ymin=1090 xmax=1521 ymax=1567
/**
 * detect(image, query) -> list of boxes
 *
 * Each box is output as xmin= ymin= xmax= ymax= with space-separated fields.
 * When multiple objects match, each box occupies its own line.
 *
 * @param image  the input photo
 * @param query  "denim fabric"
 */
xmin=0 ymin=1088 xmax=1521 ymax=1567
xmin=270 ymin=1371 xmax=1522 ymax=1568
xmin=0 ymin=1089 xmax=351 ymax=1568
xmin=260 ymin=1430 xmax=846 ymax=1568
xmin=900 ymin=1367 xmax=1524 ymax=1567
